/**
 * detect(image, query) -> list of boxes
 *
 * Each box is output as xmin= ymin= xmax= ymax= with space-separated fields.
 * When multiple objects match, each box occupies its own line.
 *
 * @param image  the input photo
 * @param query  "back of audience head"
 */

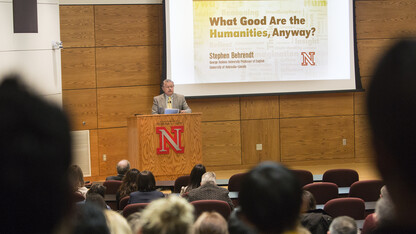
xmin=0 ymin=76 xmax=72 ymax=233
xmin=117 ymin=159 xmax=131 ymax=176
xmin=88 ymin=184 xmax=107 ymax=198
xmin=194 ymin=211 xmax=229 ymax=234
xmin=238 ymin=161 xmax=302 ymax=234
xmin=189 ymin=164 xmax=206 ymax=189
xmin=74 ymin=203 xmax=110 ymax=234
xmin=201 ymin=171 xmax=216 ymax=185
xmin=138 ymin=170 xmax=157 ymax=192
xmin=367 ymin=39 xmax=416 ymax=224
xmin=375 ymin=186 xmax=395 ymax=226
xmin=328 ymin=216 xmax=357 ymax=234
xmin=127 ymin=212 xmax=142 ymax=234
xmin=119 ymin=168 xmax=140 ymax=196
xmin=139 ymin=196 xmax=194 ymax=234
xmin=86 ymin=193 xmax=108 ymax=210
xmin=69 ymin=164 xmax=85 ymax=192
xmin=301 ymin=190 xmax=316 ymax=213
xmin=104 ymin=210 xmax=132 ymax=234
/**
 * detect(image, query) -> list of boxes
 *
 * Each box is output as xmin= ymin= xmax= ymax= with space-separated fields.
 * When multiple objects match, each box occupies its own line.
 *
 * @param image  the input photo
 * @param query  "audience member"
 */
xmin=86 ymin=193 xmax=108 ymax=210
xmin=181 ymin=163 xmax=206 ymax=196
xmin=231 ymin=162 xmax=302 ymax=234
xmin=328 ymin=216 xmax=357 ymax=234
xmin=300 ymin=190 xmax=332 ymax=234
xmin=88 ymin=184 xmax=107 ymax=198
xmin=69 ymin=164 xmax=88 ymax=198
xmin=73 ymin=203 xmax=110 ymax=234
xmin=361 ymin=186 xmax=395 ymax=234
xmin=106 ymin=159 xmax=131 ymax=181
xmin=138 ymin=196 xmax=194 ymax=234
xmin=187 ymin=172 xmax=234 ymax=209
xmin=367 ymin=39 xmax=416 ymax=232
xmin=117 ymin=168 xmax=140 ymax=204
xmin=126 ymin=212 xmax=142 ymax=234
xmin=194 ymin=211 xmax=229 ymax=234
xmin=0 ymin=76 xmax=72 ymax=233
xmin=128 ymin=170 xmax=164 ymax=204
xmin=104 ymin=209 xmax=133 ymax=234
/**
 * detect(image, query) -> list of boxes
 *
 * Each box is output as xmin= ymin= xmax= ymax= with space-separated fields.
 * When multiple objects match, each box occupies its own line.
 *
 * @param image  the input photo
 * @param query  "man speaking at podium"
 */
xmin=152 ymin=79 xmax=192 ymax=114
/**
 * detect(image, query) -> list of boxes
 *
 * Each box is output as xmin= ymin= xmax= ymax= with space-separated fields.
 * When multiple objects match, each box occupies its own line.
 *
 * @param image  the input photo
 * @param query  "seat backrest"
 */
xmin=103 ymin=180 xmax=123 ymax=194
xmin=303 ymin=182 xmax=339 ymax=204
xmin=122 ymin=203 xmax=148 ymax=218
xmin=191 ymin=200 xmax=231 ymax=220
xmin=174 ymin=175 xmax=190 ymax=193
xmin=349 ymin=180 xmax=384 ymax=202
xmin=119 ymin=196 xmax=130 ymax=210
xmin=324 ymin=197 xmax=365 ymax=220
xmin=228 ymin=172 xmax=248 ymax=192
xmin=322 ymin=169 xmax=359 ymax=187
xmin=291 ymin=169 xmax=314 ymax=187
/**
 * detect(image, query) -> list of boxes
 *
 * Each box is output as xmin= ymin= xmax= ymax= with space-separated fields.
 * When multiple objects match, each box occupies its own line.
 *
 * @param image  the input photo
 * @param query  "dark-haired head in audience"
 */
xmin=73 ymin=203 xmax=110 ymax=234
xmin=300 ymin=190 xmax=332 ymax=234
xmin=367 ymin=39 xmax=416 ymax=230
xmin=88 ymin=184 xmax=107 ymax=198
xmin=301 ymin=190 xmax=316 ymax=213
xmin=237 ymin=161 xmax=302 ymax=234
xmin=188 ymin=164 xmax=206 ymax=191
xmin=128 ymin=170 xmax=165 ymax=204
xmin=194 ymin=211 xmax=229 ymax=234
xmin=117 ymin=168 xmax=140 ymax=202
xmin=106 ymin=159 xmax=131 ymax=181
xmin=328 ymin=216 xmax=357 ymax=234
xmin=0 ymin=75 xmax=72 ymax=233
xmin=69 ymin=164 xmax=88 ymax=197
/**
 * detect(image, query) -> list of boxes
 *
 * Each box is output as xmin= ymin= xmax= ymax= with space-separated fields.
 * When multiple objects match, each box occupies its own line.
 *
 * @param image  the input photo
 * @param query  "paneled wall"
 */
xmin=60 ymin=1 xmax=416 ymax=181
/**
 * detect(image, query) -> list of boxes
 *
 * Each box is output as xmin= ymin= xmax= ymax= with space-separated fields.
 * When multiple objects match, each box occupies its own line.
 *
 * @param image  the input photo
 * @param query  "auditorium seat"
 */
xmin=123 ymin=203 xmax=148 ymax=218
xmin=173 ymin=175 xmax=190 ymax=193
xmin=303 ymin=182 xmax=339 ymax=204
xmin=191 ymin=200 xmax=232 ymax=220
xmin=349 ymin=180 xmax=384 ymax=202
xmin=292 ymin=169 xmax=314 ymax=187
xmin=322 ymin=169 xmax=359 ymax=187
xmin=324 ymin=197 xmax=365 ymax=220
xmin=103 ymin=180 xmax=122 ymax=210
xmin=119 ymin=196 xmax=130 ymax=210
xmin=228 ymin=172 xmax=248 ymax=192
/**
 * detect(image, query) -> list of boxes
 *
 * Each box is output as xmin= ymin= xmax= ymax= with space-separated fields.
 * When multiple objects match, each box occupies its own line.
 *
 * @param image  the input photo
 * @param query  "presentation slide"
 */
xmin=166 ymin=0 xmax=359 ymax=97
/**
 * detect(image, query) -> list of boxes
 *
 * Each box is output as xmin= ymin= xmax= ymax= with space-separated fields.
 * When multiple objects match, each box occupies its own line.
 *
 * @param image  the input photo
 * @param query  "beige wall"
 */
xmin=60 ymin=1 xmax=416 ymax=181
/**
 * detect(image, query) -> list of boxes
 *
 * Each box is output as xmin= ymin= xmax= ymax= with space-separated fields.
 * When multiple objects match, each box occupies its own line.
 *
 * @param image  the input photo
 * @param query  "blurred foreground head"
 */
xmin=0 ymin=75 xmax=72 ymax=233
xmin=367 ymin=39 xmax=416 ymax=227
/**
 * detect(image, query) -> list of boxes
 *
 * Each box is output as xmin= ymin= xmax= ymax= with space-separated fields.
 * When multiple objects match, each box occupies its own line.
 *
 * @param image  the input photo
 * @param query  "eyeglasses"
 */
xmin=164 ymin=85 xmax=174 ymax=89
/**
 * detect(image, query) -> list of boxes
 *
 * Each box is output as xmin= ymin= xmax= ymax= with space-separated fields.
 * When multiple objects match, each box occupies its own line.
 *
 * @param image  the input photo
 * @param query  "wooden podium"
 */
xmin=127 ymin=113 xmax=202 ymax=180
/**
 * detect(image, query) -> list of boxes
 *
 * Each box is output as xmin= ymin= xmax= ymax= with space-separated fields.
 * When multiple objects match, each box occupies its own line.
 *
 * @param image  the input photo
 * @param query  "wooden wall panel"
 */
xmin=280 ymin=93 xmax=354 ymax=118
xmin=62 ymin=89 xmax=97 ymax=130
xmin=95 ymin=5 xmax=161 ymax=46
xmin=356 ymin=1 xmax=416 ymax=39
xmin=240 ymin=96 xmax=279 ymax=120
xmin=97 ymin=85 xmax=159 ymax=128
xmin=202 ymin=121 xmax=241 ymax=166
xmin=187 ymin=97 xmax=240 ymax=122
xmin=355 ymin=77 xmax=370 ymax=115
xmin=355 ymin=115 xmax=375 ymax=158
xmin=241 ymin=119 xmax=280 ymax=164
xmin=96 ymin=46 xmax=160 ymax=88
xmin=60 ymin=6 xmax=94 ymax=48
xmin=98 ymin=127 xmax=128 ymax=176
xmin=61 ymin=48 xmax=96 ymax=90
xmin=357 ymin=39 xmax=397 ymax=77
xmin=281 ymin=116 xmax=354 ymax=161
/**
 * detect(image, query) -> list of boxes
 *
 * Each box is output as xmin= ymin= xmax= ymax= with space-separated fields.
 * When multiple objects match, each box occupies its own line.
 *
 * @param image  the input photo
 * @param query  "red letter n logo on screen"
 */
xmin=156 ymin=126 xmax=184 ymax=154
xmin=301 ymin=52 xmax=316 ymax=66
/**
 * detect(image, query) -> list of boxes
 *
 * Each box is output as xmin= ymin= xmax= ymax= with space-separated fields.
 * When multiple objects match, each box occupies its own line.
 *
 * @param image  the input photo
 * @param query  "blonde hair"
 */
xmin=194 ymin=211 xmax=229 ymax=234
xmin=139 ymin=196 xmax=194 ymax=234
xmin=201 ymin=172 xmax=216 ymax=185
xmin=104 ymin=210 xmax=132 ymax=234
